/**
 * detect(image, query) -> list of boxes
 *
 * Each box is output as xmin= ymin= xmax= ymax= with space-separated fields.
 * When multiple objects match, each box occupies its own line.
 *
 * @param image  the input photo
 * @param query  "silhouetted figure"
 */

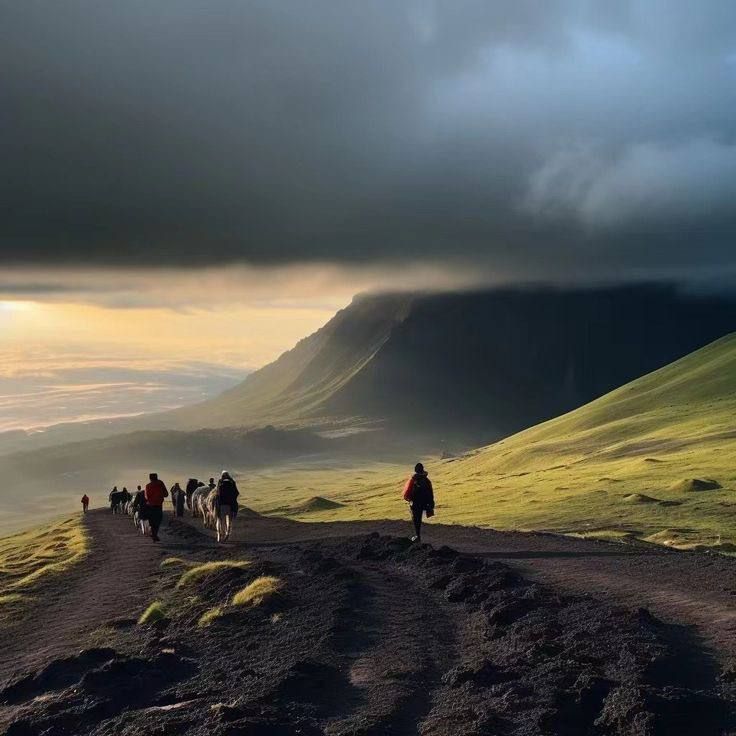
xmin=185 ymin=478 xmax=199 ymax=510
xmin=132 ymin=486 xmax=148 ymax=535
xmin=403 ymin=463 xmax=435 ymax=543
xmin=144 ymin=472 xmax=168 ymax=543
xmin=173 ymin=482 xmax=185 ymax=517
xmin=215 ymin=470 xmax=240 ymax=543
xmin=109 ymin=487 xmax=129 ymax=514
xmin=81 ymin=494 xmax=89 ymax=513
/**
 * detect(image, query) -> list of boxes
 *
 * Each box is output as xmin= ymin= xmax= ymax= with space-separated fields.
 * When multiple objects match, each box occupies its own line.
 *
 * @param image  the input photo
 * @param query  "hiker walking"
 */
xmin=81 ymin=494 xmax=89 ymax=513
xmin=215 ymin=470 xmax=240 ymax=543
xmin=403 ymin=462 xmax=435 ymax=543
xmin=185 ymin=478 xmax=199 ymax=511
xmin=144 ymin=472 xmax=168 ymax=543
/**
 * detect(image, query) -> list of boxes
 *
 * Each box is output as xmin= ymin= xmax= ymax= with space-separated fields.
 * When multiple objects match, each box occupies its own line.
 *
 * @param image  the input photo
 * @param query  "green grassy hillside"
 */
xmin=254 ymin=333 xmax=736 ymax=550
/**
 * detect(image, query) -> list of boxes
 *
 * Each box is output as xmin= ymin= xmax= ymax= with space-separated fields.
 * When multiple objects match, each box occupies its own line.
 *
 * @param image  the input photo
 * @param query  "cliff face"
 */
xmin=179 ymin=284 xmax=736 ymax=444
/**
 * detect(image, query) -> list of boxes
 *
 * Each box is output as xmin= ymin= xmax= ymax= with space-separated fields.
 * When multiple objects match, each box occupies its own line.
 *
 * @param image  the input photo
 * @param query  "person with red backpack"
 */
xmin=80 ymin=494 xmax=89 ymax=513
xmin=144 ymin=472 xmax=169 ymax=543
xmin=403 ymin=462 xmax=435 ymax=543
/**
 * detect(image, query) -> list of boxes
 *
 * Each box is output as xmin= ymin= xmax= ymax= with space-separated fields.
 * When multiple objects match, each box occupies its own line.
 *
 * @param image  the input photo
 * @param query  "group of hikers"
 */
xmin=83 ymin=461 xmax=436 ymax=545
xmin=86 ymin=470 xmax=241 ymax=543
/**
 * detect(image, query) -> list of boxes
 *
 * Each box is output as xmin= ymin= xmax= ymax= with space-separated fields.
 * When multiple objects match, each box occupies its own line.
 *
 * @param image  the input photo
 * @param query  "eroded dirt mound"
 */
xmin=1 ymin=534 xmax=734 ymax=735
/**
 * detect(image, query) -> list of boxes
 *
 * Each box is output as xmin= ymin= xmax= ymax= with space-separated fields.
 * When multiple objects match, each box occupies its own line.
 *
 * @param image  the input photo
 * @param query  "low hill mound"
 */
xmin=294 ymin=496 xmax=345 ymax=513
xmin=622 ymin=493 xmax=660 ymax=504
xmin=668 ymin=478 xmax=722 ymax=493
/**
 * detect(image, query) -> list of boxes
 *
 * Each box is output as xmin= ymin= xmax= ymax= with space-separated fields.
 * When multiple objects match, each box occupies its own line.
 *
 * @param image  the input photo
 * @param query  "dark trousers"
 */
xmin=411 ymin=504 xmax=424 ymax=539
xmin=148 ymin=506 xmax=163 ymax=536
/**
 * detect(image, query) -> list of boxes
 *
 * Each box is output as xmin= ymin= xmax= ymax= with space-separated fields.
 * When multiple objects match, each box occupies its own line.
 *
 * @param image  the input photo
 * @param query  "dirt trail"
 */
xmin=325 ymin=560 xmax=457 ymax=735
xmin=5 ymin=509 xmax=736 ymax=680
xmin=219 ymin=512 xmax=736 ymax=662
xmin=2 ymin=510 xmax=736 ymax=735
xmin=0 ymin=511 xmax=167 ymax=686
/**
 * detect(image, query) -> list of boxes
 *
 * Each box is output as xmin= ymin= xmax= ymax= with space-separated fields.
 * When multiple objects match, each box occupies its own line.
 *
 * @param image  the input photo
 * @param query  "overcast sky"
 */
xmin=2 ymin=1 xmax=735 ymax=282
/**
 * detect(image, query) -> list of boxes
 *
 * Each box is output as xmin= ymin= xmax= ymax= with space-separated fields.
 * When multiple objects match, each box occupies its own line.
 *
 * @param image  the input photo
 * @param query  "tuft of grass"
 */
xmin=161 ymin=557 xmax=197 ymax=568
xmin=198 ymin=606 xmax=225 ymax=627
xmin=138 ymin=601 xmax=167 ymax=625
xmin=176 ymin=560 xmax=251 ymax=589
xmin=231 ymin=576 xmax=283 ymax=608
xmin=0 ymin=593 xmax=27 ymax=606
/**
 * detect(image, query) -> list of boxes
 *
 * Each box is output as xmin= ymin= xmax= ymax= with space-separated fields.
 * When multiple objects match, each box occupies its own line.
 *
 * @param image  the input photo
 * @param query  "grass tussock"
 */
xmin=231 ymin=576 xmax=283 ymax=608
xmin=198 ymin=606 xmax=225 ymax=627
xmin=176 ymin=560 xmax=251 ymax=589
xmin=0 ymin=593 xmax=27 ymax=606
xmin=161 ymin=557 xmax=198 ymax=568
xmin=138 ymin=601 xmax=167 ymax=625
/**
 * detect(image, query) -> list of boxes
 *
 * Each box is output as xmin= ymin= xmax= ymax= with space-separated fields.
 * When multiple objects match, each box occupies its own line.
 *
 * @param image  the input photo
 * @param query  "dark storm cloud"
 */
xmin=1 ymin=1 xmax=735 ymax=277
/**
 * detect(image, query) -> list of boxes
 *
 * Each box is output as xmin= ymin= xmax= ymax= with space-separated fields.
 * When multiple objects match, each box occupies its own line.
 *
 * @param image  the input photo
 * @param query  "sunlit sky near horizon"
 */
xmin=0 ymin=269 xmax=356 ymax=431
xmin=0 ymin=262 xmax=488 ymax=431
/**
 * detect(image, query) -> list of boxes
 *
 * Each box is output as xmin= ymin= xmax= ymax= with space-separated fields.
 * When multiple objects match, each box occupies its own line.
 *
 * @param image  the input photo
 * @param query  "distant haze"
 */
xmin=0 ymin=359 xmax=244 ymax=433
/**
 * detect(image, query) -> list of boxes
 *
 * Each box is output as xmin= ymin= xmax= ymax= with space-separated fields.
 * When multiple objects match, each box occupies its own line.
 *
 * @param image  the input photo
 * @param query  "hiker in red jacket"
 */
xmin=81 ymin=494 xmax=89 ymax=513
xmin=403 ymin=462 xmax=435 ymax=543
xmin=144 ymin=472 xmax=169 ymax=542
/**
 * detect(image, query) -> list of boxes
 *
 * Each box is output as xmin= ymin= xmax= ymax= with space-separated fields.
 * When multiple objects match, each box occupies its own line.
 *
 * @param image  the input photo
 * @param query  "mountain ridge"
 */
xmin=169 ymin=283 xmax=736 ymax=444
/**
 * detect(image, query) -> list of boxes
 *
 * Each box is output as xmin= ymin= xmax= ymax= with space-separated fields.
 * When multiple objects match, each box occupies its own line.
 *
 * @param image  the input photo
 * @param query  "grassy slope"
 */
xmin=0 ymin=516 xmax=88 ymax=623
xmin=253 ymin=334 xmax=736 ymax=550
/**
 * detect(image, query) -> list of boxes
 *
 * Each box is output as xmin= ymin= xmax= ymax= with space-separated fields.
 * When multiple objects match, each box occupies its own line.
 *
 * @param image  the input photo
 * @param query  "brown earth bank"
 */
xmin=1 ymin=509 xmax=736 ymax=735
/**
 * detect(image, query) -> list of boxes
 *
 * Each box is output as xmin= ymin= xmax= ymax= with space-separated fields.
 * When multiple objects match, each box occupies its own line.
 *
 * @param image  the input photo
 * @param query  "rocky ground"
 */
xmin=1 ymin=510 xmax=736 ymax=734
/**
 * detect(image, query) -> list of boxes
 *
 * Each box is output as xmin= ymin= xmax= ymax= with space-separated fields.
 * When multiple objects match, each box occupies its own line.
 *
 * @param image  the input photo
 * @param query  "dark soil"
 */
xmin=1 ymin=511 xmax=736 ymax=734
